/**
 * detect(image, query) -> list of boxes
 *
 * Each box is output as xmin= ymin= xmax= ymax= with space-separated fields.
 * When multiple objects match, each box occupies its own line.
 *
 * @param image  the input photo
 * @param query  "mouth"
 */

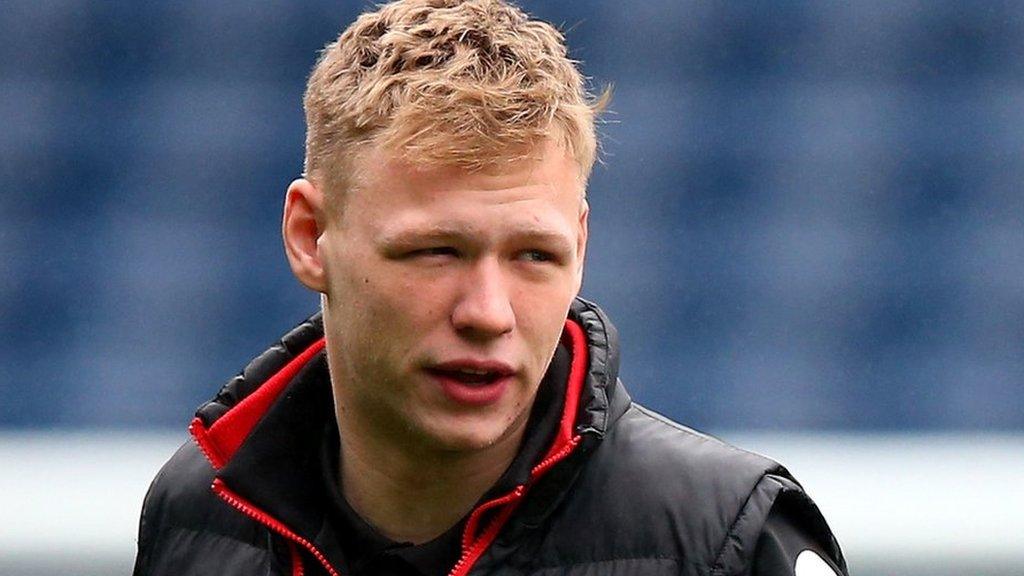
xmin=426 ymin=367 xmax=505 ymax=385
xmin=425 ymin=360 xmax=516 ymax=406
xmin=427 ymin=360 xmax=515 ymax=384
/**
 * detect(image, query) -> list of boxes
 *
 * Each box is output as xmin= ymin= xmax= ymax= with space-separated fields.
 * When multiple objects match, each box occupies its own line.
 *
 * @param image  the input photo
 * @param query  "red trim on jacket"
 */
xmin=189 ymin=416 xmax=225 ymax=469
xmin=549 ymin=319 xmax=588 ymax=461
xmin=285 ymin=540 xmax=304 ymax=576
xmin=213 ymin=479 xmax=339 ymax=576
xmin=191 ymin=338 xmax=327 ymax=469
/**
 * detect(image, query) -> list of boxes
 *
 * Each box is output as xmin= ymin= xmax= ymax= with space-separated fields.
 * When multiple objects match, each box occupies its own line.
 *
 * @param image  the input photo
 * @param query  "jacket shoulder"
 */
xmin=620 ymin=403 xmax=788 ymax=486
xmin=133 ymin=440 xmax=273 ymax=576
xmin=531 ymin=403 xmax=808 ymax=575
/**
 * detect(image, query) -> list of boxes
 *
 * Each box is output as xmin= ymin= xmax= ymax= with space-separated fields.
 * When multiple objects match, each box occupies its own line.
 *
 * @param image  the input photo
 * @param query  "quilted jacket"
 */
xmin=132 ymin=298 xmax=847 ymax=576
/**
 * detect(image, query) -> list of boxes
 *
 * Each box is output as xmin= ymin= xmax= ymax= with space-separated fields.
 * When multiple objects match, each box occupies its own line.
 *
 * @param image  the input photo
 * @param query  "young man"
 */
xmin=133 ymin=1 xmax=848 ymax=575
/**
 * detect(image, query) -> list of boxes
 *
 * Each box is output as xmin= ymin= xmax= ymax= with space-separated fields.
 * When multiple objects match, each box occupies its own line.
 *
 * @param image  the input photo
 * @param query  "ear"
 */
xmin=574 ymin=198 xmax=589 ymax=294
xmin=283 ymin=178 xmax=328 ymax=293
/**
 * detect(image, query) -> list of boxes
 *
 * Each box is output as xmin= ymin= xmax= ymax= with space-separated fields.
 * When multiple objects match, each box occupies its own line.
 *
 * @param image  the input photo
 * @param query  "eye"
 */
xmin=410 ymin=246 xmax=459 ymax=258
xmin=517 ymin=249 xmax=556 ymax=263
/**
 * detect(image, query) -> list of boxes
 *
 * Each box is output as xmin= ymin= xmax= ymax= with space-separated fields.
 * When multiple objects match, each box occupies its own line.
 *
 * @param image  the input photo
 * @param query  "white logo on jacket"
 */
xmin=794 ymin=549 xmax=839 ymax=576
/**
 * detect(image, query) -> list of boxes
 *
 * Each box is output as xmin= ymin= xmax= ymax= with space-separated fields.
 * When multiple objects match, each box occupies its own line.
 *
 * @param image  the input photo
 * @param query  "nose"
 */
xmin=451 ymin=258 xmax=515 ymax=339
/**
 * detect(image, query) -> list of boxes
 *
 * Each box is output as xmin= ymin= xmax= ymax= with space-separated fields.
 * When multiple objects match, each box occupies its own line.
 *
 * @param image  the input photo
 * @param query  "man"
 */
xmin=133 ymin=1 xmax=848 ymax=575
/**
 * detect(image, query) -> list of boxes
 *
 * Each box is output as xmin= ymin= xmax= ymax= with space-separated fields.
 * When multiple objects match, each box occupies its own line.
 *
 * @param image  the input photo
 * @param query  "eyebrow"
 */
xmin=377 ymin=224 xmax=575 ymax=253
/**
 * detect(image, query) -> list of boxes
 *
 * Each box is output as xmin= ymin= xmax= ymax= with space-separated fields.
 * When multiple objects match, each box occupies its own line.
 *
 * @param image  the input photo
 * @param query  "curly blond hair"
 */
xmin=303 ymin=0 xmax=608 ymax=195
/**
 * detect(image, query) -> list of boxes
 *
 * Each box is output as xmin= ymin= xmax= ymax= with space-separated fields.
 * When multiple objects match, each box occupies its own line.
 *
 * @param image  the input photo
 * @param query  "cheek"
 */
xmin=354 ymin=269 xmax=451 ymax=336
xmin=517 ymin=287 xmax=575 ymax=358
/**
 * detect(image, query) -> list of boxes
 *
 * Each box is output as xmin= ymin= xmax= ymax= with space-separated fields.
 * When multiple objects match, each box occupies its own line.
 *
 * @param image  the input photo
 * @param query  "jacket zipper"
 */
xmin=447 ymin=435 xmax=582 ymax=576
xmin=212 ymin=478 xmax=341 ymax=576
xmin=206 ymin=430 xmax=582 ymax=576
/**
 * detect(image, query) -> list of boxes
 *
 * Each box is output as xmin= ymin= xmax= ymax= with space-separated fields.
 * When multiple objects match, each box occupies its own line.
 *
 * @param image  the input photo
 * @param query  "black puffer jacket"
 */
xmin=133 ymin=298 xmax=846 ymax=576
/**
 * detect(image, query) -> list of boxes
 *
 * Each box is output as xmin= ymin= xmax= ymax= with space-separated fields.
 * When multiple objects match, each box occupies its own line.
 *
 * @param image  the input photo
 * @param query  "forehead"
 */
xmin=340 ymin=140 xmax=584 ymax=228
xmin=352 ymin=137 xmax=580 ymax=187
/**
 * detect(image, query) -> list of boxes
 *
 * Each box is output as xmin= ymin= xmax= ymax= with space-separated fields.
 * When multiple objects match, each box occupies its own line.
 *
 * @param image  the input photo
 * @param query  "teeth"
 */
xmin=459 ymin=368 xmax=490 ymax=376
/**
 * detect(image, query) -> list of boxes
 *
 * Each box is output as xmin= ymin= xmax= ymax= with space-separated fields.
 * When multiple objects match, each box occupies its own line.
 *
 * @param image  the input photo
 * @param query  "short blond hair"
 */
xmin=303 ymin=0 xmax=608 ymax=195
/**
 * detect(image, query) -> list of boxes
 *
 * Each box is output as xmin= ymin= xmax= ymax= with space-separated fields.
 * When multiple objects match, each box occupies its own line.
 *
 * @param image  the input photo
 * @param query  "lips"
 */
xmin=427 ymin=360 xmax=515 ymax=383
xmin=426 ymin=360 xmax=516 ymax=406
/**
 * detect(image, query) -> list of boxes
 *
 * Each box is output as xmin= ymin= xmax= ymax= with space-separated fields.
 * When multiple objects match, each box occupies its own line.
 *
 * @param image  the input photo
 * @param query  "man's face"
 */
xmin=317 ymin=140 xmax=587 ymax=454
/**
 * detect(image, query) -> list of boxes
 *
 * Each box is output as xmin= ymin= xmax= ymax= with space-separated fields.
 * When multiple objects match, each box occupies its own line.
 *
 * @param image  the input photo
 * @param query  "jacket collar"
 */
xmin=192 ymin=297 xmax=623 ymax=461
xmin=188 ymin=297 xmax=626 ymax=574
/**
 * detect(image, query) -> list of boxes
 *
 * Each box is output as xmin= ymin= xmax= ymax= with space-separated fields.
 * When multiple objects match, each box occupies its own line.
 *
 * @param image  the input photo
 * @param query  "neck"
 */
xmin=334 ymin=415 xmax=528 ymax=545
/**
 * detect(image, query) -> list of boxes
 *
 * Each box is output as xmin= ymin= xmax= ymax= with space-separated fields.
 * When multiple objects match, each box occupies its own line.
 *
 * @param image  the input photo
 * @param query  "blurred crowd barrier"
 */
xmin=1 ymin=431 xmax=1021 ymax=576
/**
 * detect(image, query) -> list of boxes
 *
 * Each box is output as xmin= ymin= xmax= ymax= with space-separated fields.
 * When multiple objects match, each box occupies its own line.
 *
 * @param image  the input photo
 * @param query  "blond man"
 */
xmin=133 ymin=2 xmax=847 ymax=575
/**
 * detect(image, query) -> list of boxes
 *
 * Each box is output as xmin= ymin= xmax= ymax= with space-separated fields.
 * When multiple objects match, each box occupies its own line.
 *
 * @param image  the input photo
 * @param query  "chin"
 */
xmin=426 ymin=427 xmax=506 ymax=453
xmin=418 ymin=414 xmax=522 ymax=454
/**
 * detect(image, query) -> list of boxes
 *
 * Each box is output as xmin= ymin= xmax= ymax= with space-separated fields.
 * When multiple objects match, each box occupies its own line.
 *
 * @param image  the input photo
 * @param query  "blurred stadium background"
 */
xmin=1 ymin=1 xmax=1022 ymax=574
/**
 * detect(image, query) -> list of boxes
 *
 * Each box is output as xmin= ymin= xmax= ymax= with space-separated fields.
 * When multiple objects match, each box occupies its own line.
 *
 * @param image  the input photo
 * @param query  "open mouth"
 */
xmin=428 ymin=366 xmax=512 ymax=406
xmin=425 ymin=360 xmax=516 ymax=405
xmin=427 ymin=367 xmax=505 ymax=386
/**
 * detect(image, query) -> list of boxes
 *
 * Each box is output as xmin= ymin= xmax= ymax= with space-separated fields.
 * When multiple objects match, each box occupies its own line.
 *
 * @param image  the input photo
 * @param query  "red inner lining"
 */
xmin=286 ymin=540 xmax=304 ymax=576
xmin=194 ymin=338 xmax=326 ymax=467
xmin=547 ymin=318 xmax=588 ymax=462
